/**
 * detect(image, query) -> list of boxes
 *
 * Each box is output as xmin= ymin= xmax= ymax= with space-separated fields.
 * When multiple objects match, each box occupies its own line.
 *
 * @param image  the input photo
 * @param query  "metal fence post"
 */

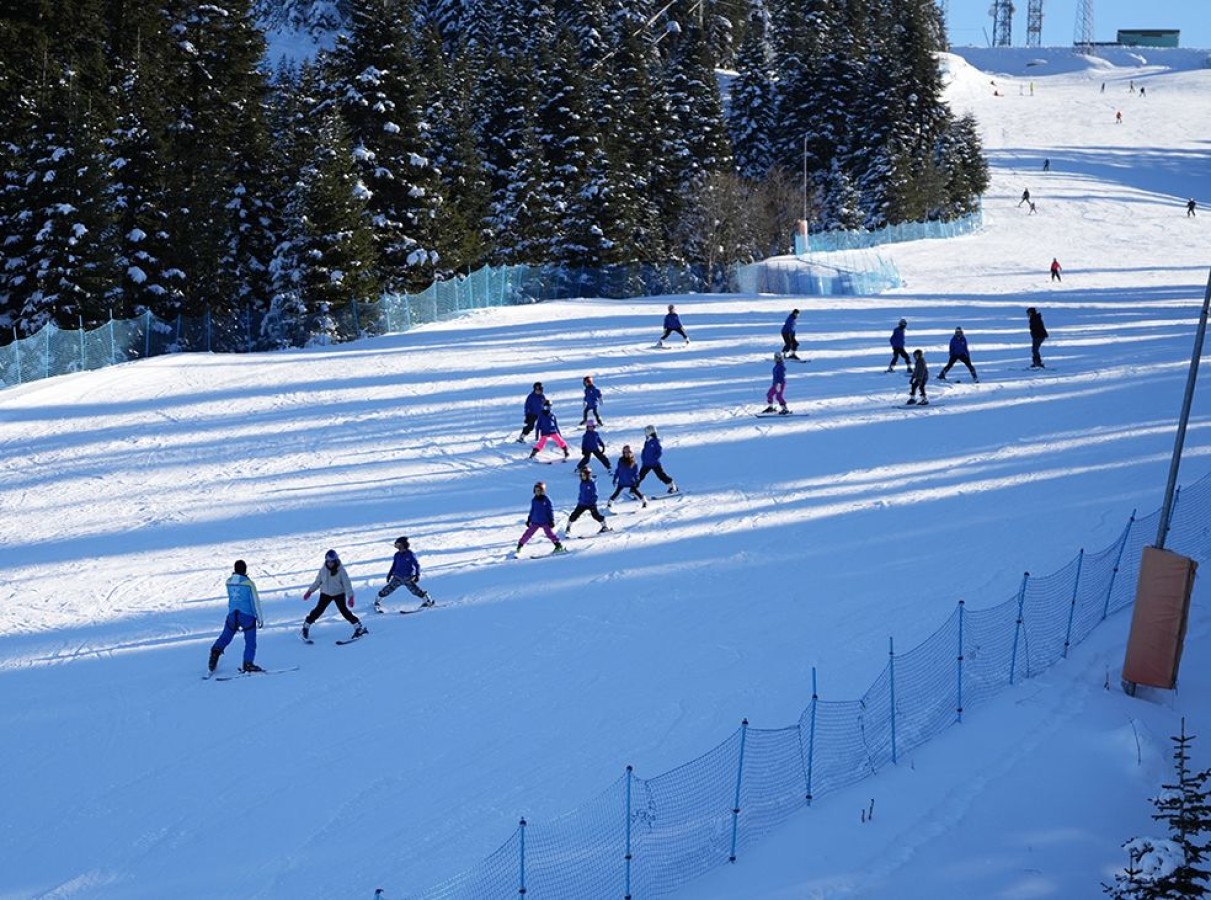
xmin=518 ymin=817 xmax=527 ymax=896
xmin=109 ymin=315 xmax=116 ymax=364
xmin=1103 ymin=512 xmax=1135 ymax=620
xmin=624 ymin=766 xmax=634 ymax=900
xmin=1063 ymin=549 xmax=1084 ymax=658
xmin=79 ymin=316 xmax=86 ymax=371
xmin=728 ymin=720 xmax=748 ymax=863
xmin=144 ymin=310 xmax=152 ymax=359
xmin=45 ymin=322 xmax=51 ymax=379
xmin=804 ymin=668 xmax=817 ymax=805
xmin=956 ymin=600 xmax=965 ymax=723
xmin=1009 ymin=572 xmax=1030 ymax=684
xmin=888 ymin=637 xmax=898 ymax=763
xmin=14 ymin=327 xmax=23 ymax=383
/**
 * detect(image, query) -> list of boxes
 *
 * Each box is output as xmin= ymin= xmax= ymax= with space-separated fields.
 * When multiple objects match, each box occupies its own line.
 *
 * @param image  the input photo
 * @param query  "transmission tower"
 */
xmin=1074 ymin=0 xmax=1095 ymax=54
xmin=990 ymin=0 xmax=1014 ymax=47
xmin=1025 ymin=0 xmax=1043 ymax=47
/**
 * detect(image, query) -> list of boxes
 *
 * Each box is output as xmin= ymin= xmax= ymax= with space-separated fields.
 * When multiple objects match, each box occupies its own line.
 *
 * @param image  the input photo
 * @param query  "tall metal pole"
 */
xmin=1155 ymin=269 xmax=1211 ymax=549
xmin=802 ymin=134 xmax=809 ymax=224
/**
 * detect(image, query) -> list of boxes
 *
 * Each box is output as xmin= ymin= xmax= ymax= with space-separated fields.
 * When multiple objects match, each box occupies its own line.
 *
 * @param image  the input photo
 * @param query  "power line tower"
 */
xmin=990 ymin=0 xmax=1014 ymax=47
xmin=1026 ymin=0 xmax=1043 ymax=47
xmin=1074 ymin=0 xmax=1095 ymax=54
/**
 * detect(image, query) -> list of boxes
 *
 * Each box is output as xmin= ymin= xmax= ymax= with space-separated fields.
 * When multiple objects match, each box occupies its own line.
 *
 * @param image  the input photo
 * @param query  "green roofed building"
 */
xmin=1116 ymin=29 xmax=1180 ymax=48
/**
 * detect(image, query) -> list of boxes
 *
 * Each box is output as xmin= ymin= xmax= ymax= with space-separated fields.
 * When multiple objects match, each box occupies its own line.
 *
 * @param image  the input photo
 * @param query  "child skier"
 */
xmin=907 ymin=350 xmax=930 ymax=406
xmin=208 ymin=559 xmax=265 ymax=674
xmin=887 ymin=318 xmax=910 ymax=373
xmin=374 ymin=536 xmax=432 ymax=613
xmin=513 ymin=481 xmax=566 ymax=557
xmin=576 ymin=420 xmax=611 ymax=472
xmin=580 ymin=375 xmax=604 ymax=426
xmin=781 ymin=309 xmax=801 ymax=359
xmin=302 ymin=549 xmax=366 ymax=642
xmin=1050 ymin=258 xmax=1062 ymax=282
xmin=762 ymin=351 xmax=790 ymax=414
xmin=516 ymin=382 xmax=546 ymax=443
xmin=637 ymin=425 xmax=678 ymax=494
xmin=566 ymin=467 xmax=611 ymax=537
xmin=659 ymin=304 xmax=690 ymax=345
xmin=608 ymin=445 xmax=647 ymax=509
xmin=937 ymin=327 xmax=979 ymax=382
xmin=529 ymin=399 xmax=570 ymax=460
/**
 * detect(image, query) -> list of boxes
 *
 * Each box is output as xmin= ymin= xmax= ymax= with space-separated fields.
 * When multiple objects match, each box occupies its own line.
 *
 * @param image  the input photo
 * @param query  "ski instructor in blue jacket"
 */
xmin=208 ymin=559 xmax=266 ymax=675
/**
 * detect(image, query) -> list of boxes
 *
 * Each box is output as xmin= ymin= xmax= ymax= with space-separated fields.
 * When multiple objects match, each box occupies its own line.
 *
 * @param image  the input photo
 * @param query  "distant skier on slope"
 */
xmin=1050 ymin=258 xmax=1062 ymax=282
xmin=907 ymin=350 xmax=930 ymax=406
xmin=529 ymin=399 xmax=570 ymax=460
xmin=565 ymin=467 xmax=611 ymax=538
xmin=937 ymin=327 xmax=979 ymax=383
xmin=762 ymin=351 xmax=790 ymax=415
xmin=887 ymin=318 xmax=911 ymax=373
xmin=208 ymin=559 xmax=266 ymax=674
xmin=1028 ymin=307 xmax=1049 ymax=369
xmin=659 ymin=304 xmax=690 ymax=345
xmin=374 ymin=536 xmax=432 ymax=613
xmin=516 ymin=382 xmax=546 ymax=443
xmin=607 ymin=445 xmax=647 ymax=508
xmin=637 ymin=425 xmax=678 ymax=494
xmin=302 ymin=549 xmax=366 ymax=642
xmin=1018 ymin=188 xmax=1031 ymax=207
xmin=1188 ymin=199 xmax=1197 ymax=217
xmin=579 ymin=375 xmax=604 ymax=426
xmin=576 ymin=421 xmax=611 ymax=472
xmin=513 ymin=481 xmax=566 ymax=557
xmin=781 ymin=308 xmax=802 ymax=359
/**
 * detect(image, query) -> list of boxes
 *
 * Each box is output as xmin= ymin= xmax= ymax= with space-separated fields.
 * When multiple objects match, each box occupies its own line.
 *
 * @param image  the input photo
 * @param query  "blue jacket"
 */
xmin=614 ymin=459 xmax=639 ymax=487
xmin=641 ymin=435 xmax=662 ymax=466
xmin=226 ymin=573 xmax=264 ymax=626
xmin=949 ymin=334 xmax=969 ymax=357
xmin=581 ymin=429 xmax=605 ymax=453
xmin=577 ymin=476 xmax=599 ymax=506
xmin=771 ymin=360 xmax=786 ymax=384
xmin=524 ymin=391 xmax=545 ymax=417
xmin=537 ymin=408 xmax=560 ymax=435
xmin=583 ymin=384 xmax=602 ymax=409
xmin=664 ymin=312 xmax=682 ymax=330
xmin=387 ymin=549 xmax=420 ymax=581
xmin=782 ymin=313 xmax=798 ymax=334
xmin=890 ymin=325 xmax=906 ymax=349
xmin=528 ymin=494 xmax=555 ymax=527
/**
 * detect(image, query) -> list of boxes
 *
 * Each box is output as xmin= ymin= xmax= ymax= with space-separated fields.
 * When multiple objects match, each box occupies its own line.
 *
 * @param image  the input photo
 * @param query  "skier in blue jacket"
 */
xmin=208 ymin=559 xmax=266 ymax=674
xmin=637 ymin=425 xmax=678 ymax=493
xmin=576 ymin=421 xmax=611 ymax=472
xmin=580 ymin=375 xmax=604 ymax=426
xmin=374 ymin=536 xmax=433 ymax=613
xmin=937 ymin=327 xmax=979 ymax=382
xmin=607 ymin=445 xmax=647 ymax=508
xmin=516 ymin=382 xmax=546 ymax=443
xmin=781 ymin=309 xmax=801 ymax=359
xmin=529 ymin=399 xmax=570 ymax=459
xmin=887 ymin=319 xmax=910 ymax=373
xmin=659 ymin=304 xmax=690 ymax=345
xmin=565 ymin=467 xmax=611 ymax=537
xmin=514 ymin=481 xmax=566 ymax=556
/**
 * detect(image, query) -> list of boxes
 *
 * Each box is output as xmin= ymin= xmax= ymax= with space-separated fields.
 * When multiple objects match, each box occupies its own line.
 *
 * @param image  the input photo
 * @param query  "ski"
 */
xmin=755 ymin=411 xmax=796 ymax=417
xmin=898 ymin=401 xmax=940 ymax=408
xmin=510 ymin=548 xmax=574 ymax=560
xmin=210 ymin=665 xmax=299 ymax=682
xmin=335 ymin=630 xmax=369 ymax=646
xmin=399 ymin=603 xmax=440 ymax=615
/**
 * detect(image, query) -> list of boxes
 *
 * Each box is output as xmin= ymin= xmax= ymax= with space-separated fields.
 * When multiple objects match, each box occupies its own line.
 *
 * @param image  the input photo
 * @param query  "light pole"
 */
xmin=802 ymin=133 xmax=809 ymax=224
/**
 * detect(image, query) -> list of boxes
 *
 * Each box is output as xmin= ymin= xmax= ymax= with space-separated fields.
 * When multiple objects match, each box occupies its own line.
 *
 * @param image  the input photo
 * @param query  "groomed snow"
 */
xmin=2 ymin=46 xmax=1210 ymax=899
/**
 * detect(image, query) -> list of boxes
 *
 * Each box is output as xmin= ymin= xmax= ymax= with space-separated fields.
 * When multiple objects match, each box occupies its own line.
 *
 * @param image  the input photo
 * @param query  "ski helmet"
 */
xmin=534 ymin=481 xmax=546 ymax=493
xmin=774 ymin=351 xmax=783 ymax=361
xmin=667 ymin=304 xmax=675 ymax=312
xmin=533 ymin=381 xmax=543 ymax=391
xmin=394 ymin=536 xmax=409 ymax=550
xmin=325 ymin=549 xmax=340 ymax=567
xmin=233 ymin=559 xmax=247 ymax=575
xmin=586 ymin=420 xmax=596 ymax=428
xmin=644 ymin=425 xmax=656 ymax=437
xmin=899 ymin=318 xmax=907 ymax=327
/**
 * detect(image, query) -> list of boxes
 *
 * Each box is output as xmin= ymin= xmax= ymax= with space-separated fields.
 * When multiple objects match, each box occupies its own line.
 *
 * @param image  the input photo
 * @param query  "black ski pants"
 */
xmin=306 ymin=593 xmax=360 ymax=626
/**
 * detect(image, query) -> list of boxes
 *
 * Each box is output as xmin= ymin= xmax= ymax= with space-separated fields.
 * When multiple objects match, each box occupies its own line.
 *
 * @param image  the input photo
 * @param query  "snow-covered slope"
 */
xmin=1 ymin=48 xmax=1210 ymax=900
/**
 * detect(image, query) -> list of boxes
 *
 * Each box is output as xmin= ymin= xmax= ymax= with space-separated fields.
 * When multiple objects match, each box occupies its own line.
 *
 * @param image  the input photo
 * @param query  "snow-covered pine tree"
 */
xmin=727 ymin=1 xmax=777 ymax=181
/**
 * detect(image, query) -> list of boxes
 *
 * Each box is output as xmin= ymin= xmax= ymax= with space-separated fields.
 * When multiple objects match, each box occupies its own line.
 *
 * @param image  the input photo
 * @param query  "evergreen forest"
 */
xmin=0 ymin=0 xmax=988 ymax=347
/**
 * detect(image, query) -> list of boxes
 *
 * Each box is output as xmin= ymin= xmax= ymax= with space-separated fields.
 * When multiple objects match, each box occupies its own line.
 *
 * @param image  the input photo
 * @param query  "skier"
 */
xmin=513 ymin=481 xmax=566 ymax=556
xmin=937 ymin=327 xmax=979 ymax=382
xmin=1028 ymin=307 xmax=1049 ymax=368
xmin=1028 ymin=201 xmax=1037 ymax=215
xmin=762 ymin=351 xmax=790 ymax=415
xmin=1042 ymin=159 xmax=1050 ymax=172
xmin=887 ymin=318 xmax=911 ymax=373
xmin=565 ymin=467 xmax=611 ymax=538
xmin=529 ymin=399 xmax=570 ymax=460
xmin=637 ymin=425 xmax=678 ymax=494
xmin=579 ymin=375 xmax=603 ymax=426
xmin=576 ymin=420 xmax=611 ymax=472
xmin=208 ymin=559 xmax=265 ymax=674
xmin=1188 ymin=199 xmax=1197 ymax=217
xmin=302 ymin=549 xmax=366 ymax=642
xmin=907 ymin=350 xmax=929 ymax=406
xmin=607 ymin=445 xmax=647 ymax=508
xmin=1018 ymin=188 xmax=1031 ymax=207
xmin=659 ymin=304 xmax=690 ymax=345
xmin=374 ymin=536 xmax=432 ymax=613
xmin=516 ymin=382 xmax=546 ymax=443
xmin=1050 ymin=258 xmax=1062 ymax=282
xmin=781 ymin=308 xmax=801 ymax=359
xmin=1115 ymin=110 xmax=1122 ymax=124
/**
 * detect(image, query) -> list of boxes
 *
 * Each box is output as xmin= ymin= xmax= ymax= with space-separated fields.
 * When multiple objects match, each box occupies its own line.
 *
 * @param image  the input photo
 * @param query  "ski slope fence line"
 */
xmin=408 ymin=471 xmax=1211 ymax=899
xmin=0 ymin=249 xmax=904 ymax=389
xmin=803 ymin=208 xmax=983 ymax=253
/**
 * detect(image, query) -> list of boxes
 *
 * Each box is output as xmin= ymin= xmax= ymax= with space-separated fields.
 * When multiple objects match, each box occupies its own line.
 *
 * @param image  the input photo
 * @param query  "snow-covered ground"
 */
xmin=2 ymin=47 xmax=1210 ymax=899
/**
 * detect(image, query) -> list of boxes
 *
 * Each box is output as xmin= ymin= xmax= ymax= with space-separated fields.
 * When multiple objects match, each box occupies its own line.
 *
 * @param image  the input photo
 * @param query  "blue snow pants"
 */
xmin=212 ymin=610 xmax=258 ymax=666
